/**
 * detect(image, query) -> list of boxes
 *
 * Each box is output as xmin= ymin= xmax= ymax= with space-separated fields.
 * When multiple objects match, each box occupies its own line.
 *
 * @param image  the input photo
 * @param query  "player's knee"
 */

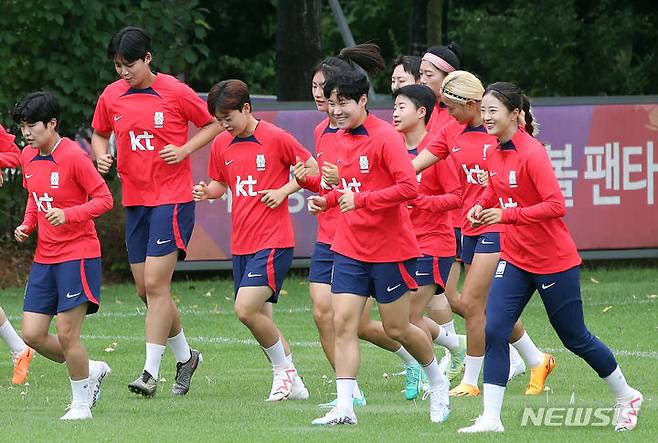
xmin=234 ymin=304 xmax=255 ymax=326
xmin=22 ymin=329 xmax=45 ymax=349
xmin=56 ymin=326 xmax=77 ymax=350
xmin=382 ymin=321 xmax=407 ymax=342
xmin=312 ymin=306 xmax=333 ymax=329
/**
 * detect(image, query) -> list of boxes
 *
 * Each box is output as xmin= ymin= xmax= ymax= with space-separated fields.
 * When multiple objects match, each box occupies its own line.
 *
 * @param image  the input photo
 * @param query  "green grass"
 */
xmin=0 ymin=266 xmax=655 ymax=442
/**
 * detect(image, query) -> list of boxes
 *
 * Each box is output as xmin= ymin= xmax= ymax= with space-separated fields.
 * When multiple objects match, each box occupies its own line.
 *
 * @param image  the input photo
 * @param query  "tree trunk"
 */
xmin=408 ymin=0 xmax=428 ymax=55
xmin=427 ymin=0 xmax=444 ymax=47
xmin=276 ymin=0 xmax=321 ymax=101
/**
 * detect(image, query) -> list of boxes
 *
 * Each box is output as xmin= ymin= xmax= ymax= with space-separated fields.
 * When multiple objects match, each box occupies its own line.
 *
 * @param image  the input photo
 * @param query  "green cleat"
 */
xmin=318 ymin=390 xmax=367 ymax=409
xmin=404 ymin=363 xmax=427 ymax=400
xmin=446 ymin=335 xmax=467 ymax=381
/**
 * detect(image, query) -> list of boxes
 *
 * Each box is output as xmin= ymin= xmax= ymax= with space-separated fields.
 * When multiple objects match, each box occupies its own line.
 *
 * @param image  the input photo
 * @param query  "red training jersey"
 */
xmin=0 ymin=124 xmax=21 ymax=168
xmin=475 ymin=129 xmax=581 ymax=274
xmin=92 ymin=73 xmax=214 ymax=206
xmin=427 ymin=121 xmax=503 ymax=236
xmin=209 ymin=120 xmax=312 ymax=255
xmin=324 ymin=114 xmax=421 ymax=262
xmin=297 ymin=118 xmax=341 ymax=245
xmin=407 ymin=133 xmax=461 ymax=257
xmin=21 ymin=138 xmax=113 ymax=264
xmin=425 ymin=102 xmax=453 ymax=134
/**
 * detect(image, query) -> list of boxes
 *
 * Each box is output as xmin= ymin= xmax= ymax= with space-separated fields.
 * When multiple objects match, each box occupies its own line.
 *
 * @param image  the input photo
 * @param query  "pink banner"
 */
xmin=186 ymin=103 xmax=658 ymax=261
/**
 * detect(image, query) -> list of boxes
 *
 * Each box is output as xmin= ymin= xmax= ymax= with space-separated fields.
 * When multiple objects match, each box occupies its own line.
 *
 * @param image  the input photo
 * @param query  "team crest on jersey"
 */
xmin=154 ymin=111 xmax=164 ymax=128
xmin=359 ymin=155 xmax=369 ymax=173
xmin=509 ymin=170 xmax=518 ymax=188
xmin=256 ymin=154 xmax=266 ymax=171
xmin=50 ymin=172 xmax=60 ymax=189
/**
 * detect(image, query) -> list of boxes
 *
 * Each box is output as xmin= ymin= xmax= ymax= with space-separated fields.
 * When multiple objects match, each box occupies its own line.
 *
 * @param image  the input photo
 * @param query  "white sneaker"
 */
xmin=438 ymin=350 xmax=451 ymax=376
xmin=458 ymin=415 xmax=504 ymax=433
xmin=427 ymin=371 xmax=450 ymax=423
xmin=615 ymin=389 xmax=643 ymax=431
xmin=266 ymin=366 xmax=297 ymax=401
xmin=60 ymin=403 xmax=92 ymax=420
xmin=508 ymin=346 xmax=526 ymax=381
xmin=89 ymin=360 xmax=112 ymax=407
xmin=311 ymin=407 xmax=357 ymax=425
xmin=288 ymin=372 xmax=309 ymax=400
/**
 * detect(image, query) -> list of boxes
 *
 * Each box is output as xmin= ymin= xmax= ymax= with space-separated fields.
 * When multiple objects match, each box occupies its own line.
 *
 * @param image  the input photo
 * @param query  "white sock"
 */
xmin=421 ymin=358 xmax=445 ymax=390
xmin=394 ymin=346 xmax=417 ymax=365
xmin=70 ymin=377 xmax=91 ymax=406
xmin=285 ymin=353 xmax=294 ymax=367
xmin=263 ymin=339 xmax=288 ymax=368
xmin=439 ymin=319 xmax=456 ymax=335
xmin=461 ymin=355 xmax=484 ymax=386
xmin=0 ymin=320 xmax=26 ymax=355
xmin=433 ymin=325 xmax=459 ymax=350
xmin=167 ymin=329 xmax=192 ymax=363
xmin=511 ymin=332 xmax=544 ymax=368
xmin=353 ymin=380 xmax=363 ymax=398
xmin=336 ymin=378 xmax=355 ymax=413
xmin=603 ymin=366 xmax=635 ymax=400
xmin=144 ymin=343 xmax=166 ymax=379
xmin=482 ymin=383 xmax=505 ymax=421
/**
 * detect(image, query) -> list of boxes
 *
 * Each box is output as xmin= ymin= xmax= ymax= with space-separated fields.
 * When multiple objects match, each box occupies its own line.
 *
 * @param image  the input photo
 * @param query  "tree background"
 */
xmin=0 ymin=0 xmax=656 ymax=284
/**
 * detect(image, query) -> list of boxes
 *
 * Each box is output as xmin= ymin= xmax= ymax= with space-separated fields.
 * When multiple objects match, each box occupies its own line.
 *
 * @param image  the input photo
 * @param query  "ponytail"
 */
xmin=338 ymin=43 xmax=386 ymax=75
xmin=484 ymin=82 xmax=539 ymax=137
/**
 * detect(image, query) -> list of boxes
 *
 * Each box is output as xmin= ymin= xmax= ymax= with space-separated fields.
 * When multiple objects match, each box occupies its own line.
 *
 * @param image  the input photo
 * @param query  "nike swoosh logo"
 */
xmin=386 ymin=284 xmax=402 ymax=292
xmin=541 ymin=282 xmax=556 ymax=290
xmin=490 ymin=172 xmax=497 ymax=176
xmin=25 ymin=174 xmax=33 ymax=179
xmin=415 ymin=271 xmax=429 ymax=276
xmin=225 ymin=160 xmax=234 ymax=165
xmin=66 ymin=292 xmax=81 ymax=299
xmin=156 ymin=239 xmax=172 ymax=245
xmin=114 ymin=115 xmax=122 ymax=121
xmin=481 ymin=240 xmax=494 ymax=245
xmin=451 ymin=147 xmax=461 ymax=152
xmin=247 ymin=272 xmax=262 ymax=278
xmin=317 ymin=152 xmax=324 ymax=157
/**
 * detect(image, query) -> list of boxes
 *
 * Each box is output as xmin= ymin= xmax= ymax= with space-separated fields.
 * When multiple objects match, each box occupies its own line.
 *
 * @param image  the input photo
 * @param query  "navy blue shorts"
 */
xmin=232 ymin=248 xmax=293 ymax=304
xmin=24 ymin=258 xmax=101 ymax=315
xmin=331 ymin=253 xmax=418 ymax=304
xmin=460 ymin=232 xmax=500 ymax=264
xmin=124 ymin=202 xmax=195 ymax=264
xmin=308 ymin=242 xmax=333 ymax=285
xmin=454 ymin=228 xmax=462 ymax=260
xmin=415 ymin=255 xmax=455 ymax=292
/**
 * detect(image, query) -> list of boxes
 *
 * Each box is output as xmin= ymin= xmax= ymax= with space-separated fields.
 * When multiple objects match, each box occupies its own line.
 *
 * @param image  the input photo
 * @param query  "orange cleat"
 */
xmin=525 ymin=353 xmax=556 ymax=395
xmin=12 ymin=347 xmax=35 ymax=385
xmin=449 ymin=383 xmax=480 ymax=397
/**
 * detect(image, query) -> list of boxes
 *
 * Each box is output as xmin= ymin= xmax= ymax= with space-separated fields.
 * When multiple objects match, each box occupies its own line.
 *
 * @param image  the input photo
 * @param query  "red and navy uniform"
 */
xmin=429 ymin=121 xmax=502 ymax=264
xmin=0 ymin=124 xmax=21 ymax=168
xmin=324 ymin=114 xmax=420 ymax=303
xmin=297 ymin=118 xmax=341 ymax=285
xmin=21 ymin=138 xmax=113 ymax=315
xmin=92 ymin=73 xmax=212 ymax=262
xmin=475 ymin=128 xmax=616 ymax=387
xmin=406 ymin=133 xmax=461 ymax=289
xmin=208 ymin=120 xmax=312 ymax=302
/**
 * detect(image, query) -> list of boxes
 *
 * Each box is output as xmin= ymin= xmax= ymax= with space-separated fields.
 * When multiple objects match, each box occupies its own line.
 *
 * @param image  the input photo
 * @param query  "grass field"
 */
xmin=0 ymin=265 xmax=655 ymax=442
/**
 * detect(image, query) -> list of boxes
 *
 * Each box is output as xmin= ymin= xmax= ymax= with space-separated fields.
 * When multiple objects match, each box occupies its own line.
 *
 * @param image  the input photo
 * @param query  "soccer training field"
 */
xmin=0 ymin=265 xmax=655 ymax=442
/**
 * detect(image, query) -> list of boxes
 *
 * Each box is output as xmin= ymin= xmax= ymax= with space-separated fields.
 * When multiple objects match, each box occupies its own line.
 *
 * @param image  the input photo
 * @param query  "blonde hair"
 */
xmin=440 ymin=70 xmax=484 ymax=103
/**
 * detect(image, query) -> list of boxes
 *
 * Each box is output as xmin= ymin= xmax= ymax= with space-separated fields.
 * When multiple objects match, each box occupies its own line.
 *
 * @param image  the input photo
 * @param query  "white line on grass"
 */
xmin=81 ymin=334 xmax=658 ymax=360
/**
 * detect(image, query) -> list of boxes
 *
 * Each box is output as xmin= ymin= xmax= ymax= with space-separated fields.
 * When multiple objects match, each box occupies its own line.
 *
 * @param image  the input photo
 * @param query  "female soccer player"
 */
xmin=0 ymin=123 xmax=35 ymax=384
xmin=91 ymin=27 xmax=221 ymax=396
xmin=308 ymin=70 xmax=450 ymax=426
xmin=294 ymin=44 xmax=386 ymax=407
xmin=419 ymin=42 xmax=462 ymax=133
xmin=414 ymin=71 xmax=553 ymax=397
xmin=193 ymin=79 xmax=317 ymax=401
xmin=392 ymin=83 xmax=467 ymax=372
xmin=458 ymin=81 xmax=643 ymax=433
xmin=391 ymin=55 xmax=421 ymax=91
xmin=13 ymin=91 xmax=113 ymax=420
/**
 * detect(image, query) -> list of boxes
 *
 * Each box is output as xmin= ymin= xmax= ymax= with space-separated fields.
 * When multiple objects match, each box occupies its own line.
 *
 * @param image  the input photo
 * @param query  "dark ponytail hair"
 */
xmin=425 ymin=41 xmax=463 ymax=72
xmin=484 ymin=81 xmax=537 ymax=136
xmin=313 ymin=43 xmax=385 ymax=81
